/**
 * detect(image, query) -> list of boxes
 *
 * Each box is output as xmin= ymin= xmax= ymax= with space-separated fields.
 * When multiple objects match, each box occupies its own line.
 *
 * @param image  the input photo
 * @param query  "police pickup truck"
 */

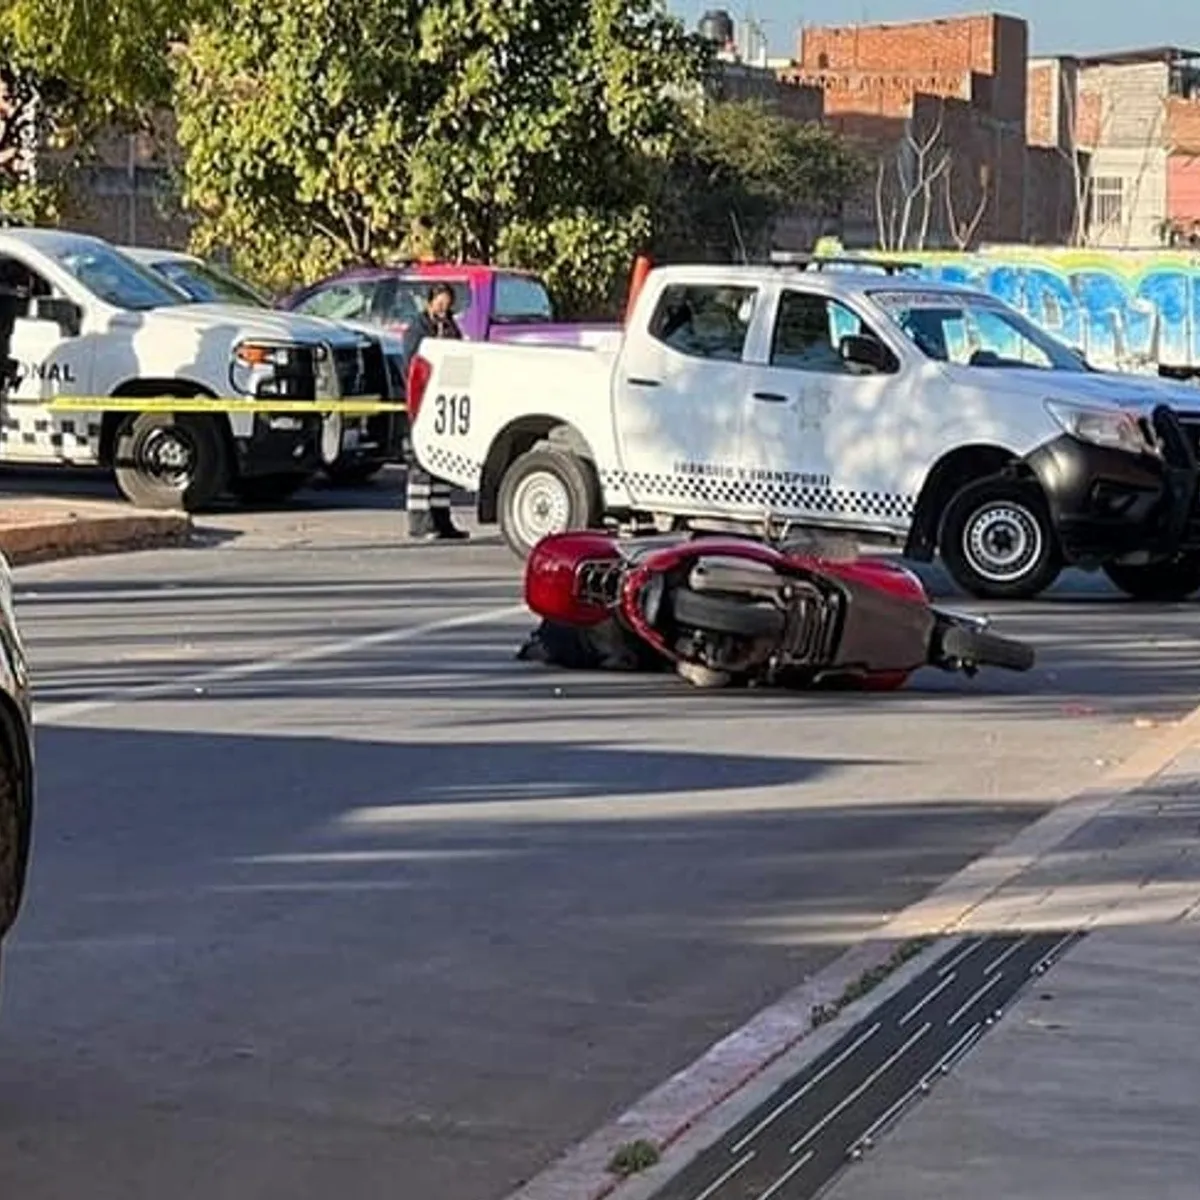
xmin=0 ymin=227 xmax=393 ymax=509
xmin=408 ymin=259 xmax=1200 ymax=601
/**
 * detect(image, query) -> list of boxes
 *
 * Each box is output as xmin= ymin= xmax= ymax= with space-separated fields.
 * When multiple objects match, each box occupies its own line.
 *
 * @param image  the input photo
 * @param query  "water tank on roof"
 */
xmin=698 ymin=9 xmax=734 ymax=45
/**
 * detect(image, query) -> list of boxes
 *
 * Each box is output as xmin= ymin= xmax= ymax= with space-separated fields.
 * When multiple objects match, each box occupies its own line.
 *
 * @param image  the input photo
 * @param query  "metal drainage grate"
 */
xmin=649 ymin=931 xmax=1081 ymax=1200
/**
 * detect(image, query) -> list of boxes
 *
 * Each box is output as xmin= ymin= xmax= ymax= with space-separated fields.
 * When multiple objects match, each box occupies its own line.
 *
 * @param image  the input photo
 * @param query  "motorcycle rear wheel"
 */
xmin=936 ymin=624 xmax=1035 ymax=672
xmin=670 ymin=589 xmax=786 ymax=639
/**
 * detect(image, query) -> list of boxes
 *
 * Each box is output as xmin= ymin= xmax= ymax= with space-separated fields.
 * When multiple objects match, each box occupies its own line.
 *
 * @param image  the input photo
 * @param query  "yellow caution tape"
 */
xmin=37 ymin=395 xmax=407 ymax=416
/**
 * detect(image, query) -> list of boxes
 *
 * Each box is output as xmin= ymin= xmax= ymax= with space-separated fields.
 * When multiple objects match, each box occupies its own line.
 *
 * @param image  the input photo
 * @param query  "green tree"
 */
xmin=172 ymin=0 xmax=428 ymax=290
xmin=656 ymin=98 xmax=866 ymax=262
xmin=0 ymin=0 xmax=206 ymax=129
xmin=172 ymin=0 xmax=711 ymax=305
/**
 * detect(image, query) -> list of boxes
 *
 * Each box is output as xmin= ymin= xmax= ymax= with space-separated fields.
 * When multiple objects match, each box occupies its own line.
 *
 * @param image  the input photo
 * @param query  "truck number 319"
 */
xmin=433 ymin=393 xmax=471 ymax=436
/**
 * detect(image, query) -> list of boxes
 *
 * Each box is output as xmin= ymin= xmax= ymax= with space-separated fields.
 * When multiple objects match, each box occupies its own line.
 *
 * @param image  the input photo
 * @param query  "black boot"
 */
xmin=431 ymin=509 xmax=469 ymax=541
xmin=406 ymin=510 xmax=438 ymax=540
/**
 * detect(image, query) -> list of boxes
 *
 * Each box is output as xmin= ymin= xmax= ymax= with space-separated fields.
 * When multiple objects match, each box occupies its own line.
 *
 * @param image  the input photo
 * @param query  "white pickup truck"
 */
xmin=0 ymin=227 xmax=393 ymax=509
xmin=409 ymin=259 xmax=1200 ymax=601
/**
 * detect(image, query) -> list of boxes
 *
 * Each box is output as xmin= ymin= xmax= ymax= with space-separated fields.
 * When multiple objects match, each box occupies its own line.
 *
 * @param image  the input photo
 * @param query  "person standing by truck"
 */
xmin=401 ymin=283 xmax=469 ymax=541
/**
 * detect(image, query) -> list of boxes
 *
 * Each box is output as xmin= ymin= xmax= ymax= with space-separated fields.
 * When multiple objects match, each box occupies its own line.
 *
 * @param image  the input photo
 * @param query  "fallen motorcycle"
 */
xmin=519 ymin=530 xmax=1034 ymax=690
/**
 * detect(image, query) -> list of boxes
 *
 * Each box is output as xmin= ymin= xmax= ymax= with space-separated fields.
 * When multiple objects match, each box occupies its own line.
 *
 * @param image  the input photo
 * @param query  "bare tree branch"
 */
xmin=944 ymin=161 xmax=989 ymax=249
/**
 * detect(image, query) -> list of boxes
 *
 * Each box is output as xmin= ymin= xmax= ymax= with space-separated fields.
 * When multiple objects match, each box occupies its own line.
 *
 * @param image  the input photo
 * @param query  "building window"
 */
xmin=1091 ymin=176 xmax=1124 ymax=228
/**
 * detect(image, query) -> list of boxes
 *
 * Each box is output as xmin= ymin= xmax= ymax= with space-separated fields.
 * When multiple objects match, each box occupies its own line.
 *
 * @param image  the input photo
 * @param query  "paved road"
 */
xmin=0 ymin=471 xmax=1197 ymax=1199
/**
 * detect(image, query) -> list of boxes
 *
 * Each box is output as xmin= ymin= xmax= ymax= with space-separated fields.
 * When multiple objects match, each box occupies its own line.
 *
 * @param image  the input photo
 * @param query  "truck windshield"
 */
xmin=150 ymin=259 xmax=268 ymax=307
xmin=50 ymin=243 xmax=190 ymax=311
xmin=869 ymin=289 xmax=1089 ymax=372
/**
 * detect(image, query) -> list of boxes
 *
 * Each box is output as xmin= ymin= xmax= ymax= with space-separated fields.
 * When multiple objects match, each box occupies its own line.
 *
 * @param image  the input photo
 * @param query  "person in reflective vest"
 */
xmin=401 ymin=283 xmax=469 ymax=541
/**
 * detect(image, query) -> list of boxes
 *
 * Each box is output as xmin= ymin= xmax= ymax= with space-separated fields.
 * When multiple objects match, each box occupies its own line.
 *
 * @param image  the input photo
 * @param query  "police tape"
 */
xmin=39 ymin=395 xmax=407 ymax=416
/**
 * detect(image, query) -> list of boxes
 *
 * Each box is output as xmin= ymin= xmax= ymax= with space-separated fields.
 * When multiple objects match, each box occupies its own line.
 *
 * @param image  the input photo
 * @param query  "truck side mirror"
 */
xmin=839 ymin=333 xmax=892 ymax=373
xmin=35 ymin=297 xmax=83 ymax=338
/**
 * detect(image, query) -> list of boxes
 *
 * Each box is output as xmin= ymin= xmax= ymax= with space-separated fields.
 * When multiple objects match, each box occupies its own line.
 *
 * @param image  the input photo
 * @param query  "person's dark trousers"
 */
xmin=405 ymin=461 xmax=468 ymax=540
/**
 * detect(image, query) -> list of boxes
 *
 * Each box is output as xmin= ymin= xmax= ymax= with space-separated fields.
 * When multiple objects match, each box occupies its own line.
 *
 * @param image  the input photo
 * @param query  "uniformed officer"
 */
xmin=401 ymin=283 xmax=469 ymax=541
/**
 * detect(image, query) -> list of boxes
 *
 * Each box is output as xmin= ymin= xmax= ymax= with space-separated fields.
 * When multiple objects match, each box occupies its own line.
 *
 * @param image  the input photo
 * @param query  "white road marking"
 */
xmin=936 ymin=938 xmax=982 ymax=976
xmin=983 ymin=935 xmax=1031 ymax=975
xmin=897 ymin=971 xmax=956 ymax=1026
xmin=947 ymin=973 xmax=1005 ymax=1026
xmin=32 ymin=603 xmax=526 ymax=724
xmin=755 ymin=1149 xmax=815 ymax=1200
xmin=690 ymin=1151 xmax=756 ymax=1200
xmin=729 ymin=1023 xmax=882 ymax=1155
xmin=787 ymin=1022 xmax=932 ymax=1155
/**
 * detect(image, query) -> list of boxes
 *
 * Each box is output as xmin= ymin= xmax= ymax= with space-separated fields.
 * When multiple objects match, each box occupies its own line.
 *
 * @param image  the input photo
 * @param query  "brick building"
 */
xmin=782 ymin=12 xmax=1077 ymax=249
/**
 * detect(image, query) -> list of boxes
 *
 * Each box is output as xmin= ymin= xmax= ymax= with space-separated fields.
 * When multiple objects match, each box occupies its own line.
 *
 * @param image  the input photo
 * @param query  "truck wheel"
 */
xmin=232 ymin=472 xmax=310 ymax=507
xmin=497 ymin=446 xmax=601 ymax=559
xmin=1102 ymin=553 xmax=1200 ymax=601
xmin=939 ymin=476 xmax=1063 ymax=600
xmin=114 ymin=413 xmax=229 ymax=511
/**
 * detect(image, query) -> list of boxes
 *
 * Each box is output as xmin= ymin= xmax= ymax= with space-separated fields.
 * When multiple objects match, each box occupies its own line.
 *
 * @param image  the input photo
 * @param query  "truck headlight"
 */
xmin=1044 ymin=399 xmax=1159 ymax=457
xmin=231 ymin=340 xmax=318 ymax=398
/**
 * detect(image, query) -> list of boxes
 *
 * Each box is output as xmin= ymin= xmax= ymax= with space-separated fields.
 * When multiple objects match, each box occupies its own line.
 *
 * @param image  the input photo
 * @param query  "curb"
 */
xmin=503 ymin=696 xmax=1200 ymax=1200
xmin=0 ymin=512 xmax=193 ymax=566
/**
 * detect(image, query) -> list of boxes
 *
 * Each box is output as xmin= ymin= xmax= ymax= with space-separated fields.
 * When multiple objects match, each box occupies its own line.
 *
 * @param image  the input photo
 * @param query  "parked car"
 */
xmin=0 ymin=549 xmax=34 ymax=1006
xmin=281 ymin=262 xmax=620 ymax=349
xmin=121 ymin=246 xmax=405 ymax=486
xmin=0 ymin=227 xmax=394 ymax=509
xmin=406 ymin=257 xmax=1200 ymax=601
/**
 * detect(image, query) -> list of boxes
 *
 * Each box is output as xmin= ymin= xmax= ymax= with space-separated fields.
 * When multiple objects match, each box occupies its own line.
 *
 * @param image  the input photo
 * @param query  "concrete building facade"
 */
xmin=1029 ymin=46 xmax=1200 ymax=248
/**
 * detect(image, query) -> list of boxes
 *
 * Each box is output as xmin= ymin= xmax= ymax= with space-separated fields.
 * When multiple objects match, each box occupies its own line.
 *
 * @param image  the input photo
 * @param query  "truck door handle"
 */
xmin=627 ymin=377 xmax=661 ymax=388
xmin=752 ymin=391 xmax=789 ymax=403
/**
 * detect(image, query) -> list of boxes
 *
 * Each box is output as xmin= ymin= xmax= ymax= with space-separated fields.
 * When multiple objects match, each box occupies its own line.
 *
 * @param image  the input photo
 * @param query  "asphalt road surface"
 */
xmin=1 ymin=469 xmax=1198 ymax=1200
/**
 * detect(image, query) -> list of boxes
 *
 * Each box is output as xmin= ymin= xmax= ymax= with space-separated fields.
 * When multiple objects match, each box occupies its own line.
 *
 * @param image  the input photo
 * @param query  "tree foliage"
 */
xmin=656 ymin=99 xmax=867 ymax=263
xmin=172 ymin=0 xmax=711 ymax=304
xmin=172 ymin=0 xmax=427 ymax=289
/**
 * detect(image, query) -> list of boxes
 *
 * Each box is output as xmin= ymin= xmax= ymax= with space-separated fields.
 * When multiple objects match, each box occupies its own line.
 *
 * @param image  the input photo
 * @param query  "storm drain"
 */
xmin=648 ymin=931 xmax=1081 ymax=1200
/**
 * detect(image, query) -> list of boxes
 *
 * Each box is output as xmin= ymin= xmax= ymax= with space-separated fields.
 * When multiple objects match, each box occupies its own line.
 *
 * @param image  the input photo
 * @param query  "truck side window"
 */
xmin=648 ymin=284 xmax=758 ymax=362
xmin=771 ymin=290 xmax=895 ymax=374
xmin=493 ymin=274 xmax=554 ymax=323
xmin=293 ymin=280 xmax=378 ymax=321
xmin=382 ymin=280 xmax=472 ymax=325
xmin=0 ymin=255 xmax=52 ymax=316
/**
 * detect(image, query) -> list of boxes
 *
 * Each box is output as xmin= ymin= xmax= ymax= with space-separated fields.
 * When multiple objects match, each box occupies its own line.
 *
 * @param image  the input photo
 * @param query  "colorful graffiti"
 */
xmin=814 ymin=241 xmax=1200 ymax=376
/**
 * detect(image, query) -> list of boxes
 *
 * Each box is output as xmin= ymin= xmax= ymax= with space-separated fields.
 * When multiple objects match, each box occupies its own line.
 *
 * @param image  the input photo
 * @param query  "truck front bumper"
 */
xmin=235 ymin=413 xmax=323 ymax=479
xmin=329 ymin=410 xmax=407 ymax=470
xmin=1024 ymin=405 xmax=1200 ymax=566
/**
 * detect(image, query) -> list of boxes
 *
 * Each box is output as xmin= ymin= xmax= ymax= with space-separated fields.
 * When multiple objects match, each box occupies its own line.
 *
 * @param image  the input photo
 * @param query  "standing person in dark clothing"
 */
xmin=401 ymin=283 xmax=469 ymax=541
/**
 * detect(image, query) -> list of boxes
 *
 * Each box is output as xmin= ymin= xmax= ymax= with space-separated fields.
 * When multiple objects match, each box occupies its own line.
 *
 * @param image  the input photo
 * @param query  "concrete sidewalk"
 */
xmin=827 ymin=744 xmax=1200 ymax=1200
xmin=0 ymin=498 xmax=190 ymax=564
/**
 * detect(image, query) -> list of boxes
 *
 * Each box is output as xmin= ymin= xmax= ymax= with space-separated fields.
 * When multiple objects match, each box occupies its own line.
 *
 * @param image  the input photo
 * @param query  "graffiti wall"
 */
xmin=815 ymin=241 xmax=1200 ymax=375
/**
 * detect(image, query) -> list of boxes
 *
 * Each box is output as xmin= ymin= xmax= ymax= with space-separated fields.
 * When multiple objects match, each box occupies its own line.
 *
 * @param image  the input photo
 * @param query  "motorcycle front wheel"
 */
xmin=934 ymin=623 xmax=1035 ymax=672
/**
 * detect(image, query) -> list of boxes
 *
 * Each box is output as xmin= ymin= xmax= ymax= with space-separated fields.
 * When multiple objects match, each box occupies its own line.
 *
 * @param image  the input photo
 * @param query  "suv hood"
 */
xmin=141 ymin=303 xmax=374 ymax=348
xmin=943 ymin=363 xmax=1200 ymax=414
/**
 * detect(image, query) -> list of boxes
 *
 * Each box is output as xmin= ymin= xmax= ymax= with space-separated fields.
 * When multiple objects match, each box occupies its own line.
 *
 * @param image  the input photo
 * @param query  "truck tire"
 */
xmin=497 ymin=445 xmax=601 ymax=559
xmin=232 ymin=472 xmax=310 ymax=507
xmin=114 ymin=412 xmax=229 ymax=511
xmin=939 ymin=476 xmax=1062 ymax=600
xmin=1102 ymin=553 xmax=1200 ymax=601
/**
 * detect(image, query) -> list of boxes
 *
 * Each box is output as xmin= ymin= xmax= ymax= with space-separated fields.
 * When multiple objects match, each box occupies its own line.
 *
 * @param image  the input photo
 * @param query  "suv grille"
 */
xmin=1173 ymin=411 xmax=1200 ymax=549
xmin=333 ymin=341 xmax=387 ymax=398
xmin=1177 ymin=411 xmax=1200 ymax=460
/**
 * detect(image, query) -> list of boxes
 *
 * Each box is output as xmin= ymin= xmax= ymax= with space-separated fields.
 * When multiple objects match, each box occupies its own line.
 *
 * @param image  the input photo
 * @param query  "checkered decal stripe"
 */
xmin=424 ymin=445 xmax=481 ymax=482
xmin=1 ymin=411 xmax=101 ymax=455
xmin=599 ymin=470 xmax=914 ymax=521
